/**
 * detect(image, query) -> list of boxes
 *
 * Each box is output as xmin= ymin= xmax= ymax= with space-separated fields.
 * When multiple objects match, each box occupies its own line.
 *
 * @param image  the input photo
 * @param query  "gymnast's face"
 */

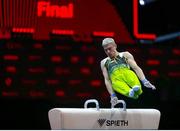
xmin=103 ymin=43 xmax=117 ymax=59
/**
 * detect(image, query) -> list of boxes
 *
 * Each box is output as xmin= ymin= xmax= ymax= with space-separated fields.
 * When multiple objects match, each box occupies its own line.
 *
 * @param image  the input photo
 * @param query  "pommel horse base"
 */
xmin=48 ymin=99 xmax=161 ymax=130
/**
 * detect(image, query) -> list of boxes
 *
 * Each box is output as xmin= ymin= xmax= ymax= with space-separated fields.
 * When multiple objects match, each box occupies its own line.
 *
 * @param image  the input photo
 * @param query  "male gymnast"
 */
xmin=100 ymin=38 xmax=156 ymax=105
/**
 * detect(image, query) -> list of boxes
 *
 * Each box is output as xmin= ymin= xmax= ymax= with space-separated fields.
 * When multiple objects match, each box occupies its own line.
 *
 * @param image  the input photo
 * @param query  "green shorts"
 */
xmin=110 ymin=68 xmax=143 ymax=99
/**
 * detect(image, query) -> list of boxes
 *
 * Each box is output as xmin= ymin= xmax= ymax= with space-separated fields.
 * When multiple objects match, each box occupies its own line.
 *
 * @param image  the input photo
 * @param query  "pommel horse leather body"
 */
xmin=48 ymin=99 xmax=161 ymax=129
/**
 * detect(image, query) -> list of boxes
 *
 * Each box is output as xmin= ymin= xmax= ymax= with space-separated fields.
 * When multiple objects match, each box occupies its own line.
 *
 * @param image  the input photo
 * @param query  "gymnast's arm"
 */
xmin=100 ymin=59 xmax=115 ymax=95
xmin=123 ymin=51 xmax=156 ymax=90
xmin=123 ymin=51 xmax=145 ymax=81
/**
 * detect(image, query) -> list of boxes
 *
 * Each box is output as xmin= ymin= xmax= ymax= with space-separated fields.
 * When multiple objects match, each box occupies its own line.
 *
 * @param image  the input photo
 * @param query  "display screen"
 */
xmin=0 ymin=0 xmax=134 ymax=43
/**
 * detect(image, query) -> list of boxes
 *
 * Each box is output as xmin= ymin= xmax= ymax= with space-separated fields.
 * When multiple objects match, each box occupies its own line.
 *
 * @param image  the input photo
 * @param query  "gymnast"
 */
xmin=100 ymin=38 xmax=156 ymax=106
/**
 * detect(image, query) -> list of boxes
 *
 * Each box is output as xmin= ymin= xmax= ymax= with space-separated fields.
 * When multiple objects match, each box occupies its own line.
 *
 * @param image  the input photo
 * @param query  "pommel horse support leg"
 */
xmin=48 ymin=99 xmax=161 ymax=130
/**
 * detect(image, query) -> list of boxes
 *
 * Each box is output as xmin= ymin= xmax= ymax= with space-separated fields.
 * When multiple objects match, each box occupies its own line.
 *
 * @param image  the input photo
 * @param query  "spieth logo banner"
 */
xmin=97 ymin=119 xmax=128 ymax=127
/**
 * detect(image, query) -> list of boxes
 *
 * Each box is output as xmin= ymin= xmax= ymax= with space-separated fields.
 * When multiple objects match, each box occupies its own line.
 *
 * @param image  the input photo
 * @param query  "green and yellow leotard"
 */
xmin=105 ymin=53 xmax=143 ymax=99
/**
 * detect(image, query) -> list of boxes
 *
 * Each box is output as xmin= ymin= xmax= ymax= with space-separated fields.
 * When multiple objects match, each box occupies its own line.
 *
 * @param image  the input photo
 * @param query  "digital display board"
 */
xmin=0 ymin=0 xmax=134 ymax=43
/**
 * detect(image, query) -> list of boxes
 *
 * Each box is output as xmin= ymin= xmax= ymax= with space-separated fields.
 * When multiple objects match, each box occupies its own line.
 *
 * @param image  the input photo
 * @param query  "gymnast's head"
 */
xmin=102 ymin=38 xmax=118 ymax=58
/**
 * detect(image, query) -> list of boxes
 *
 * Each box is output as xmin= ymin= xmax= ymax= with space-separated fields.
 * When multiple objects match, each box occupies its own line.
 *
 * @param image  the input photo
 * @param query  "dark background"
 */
xmin=0 ymin=0 xmax=180 ymax=129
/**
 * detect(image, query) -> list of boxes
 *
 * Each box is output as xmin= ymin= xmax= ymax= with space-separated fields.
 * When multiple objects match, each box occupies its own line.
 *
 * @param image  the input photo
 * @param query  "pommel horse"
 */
xmin=48 ymin=99 xmax=161 ymax=129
